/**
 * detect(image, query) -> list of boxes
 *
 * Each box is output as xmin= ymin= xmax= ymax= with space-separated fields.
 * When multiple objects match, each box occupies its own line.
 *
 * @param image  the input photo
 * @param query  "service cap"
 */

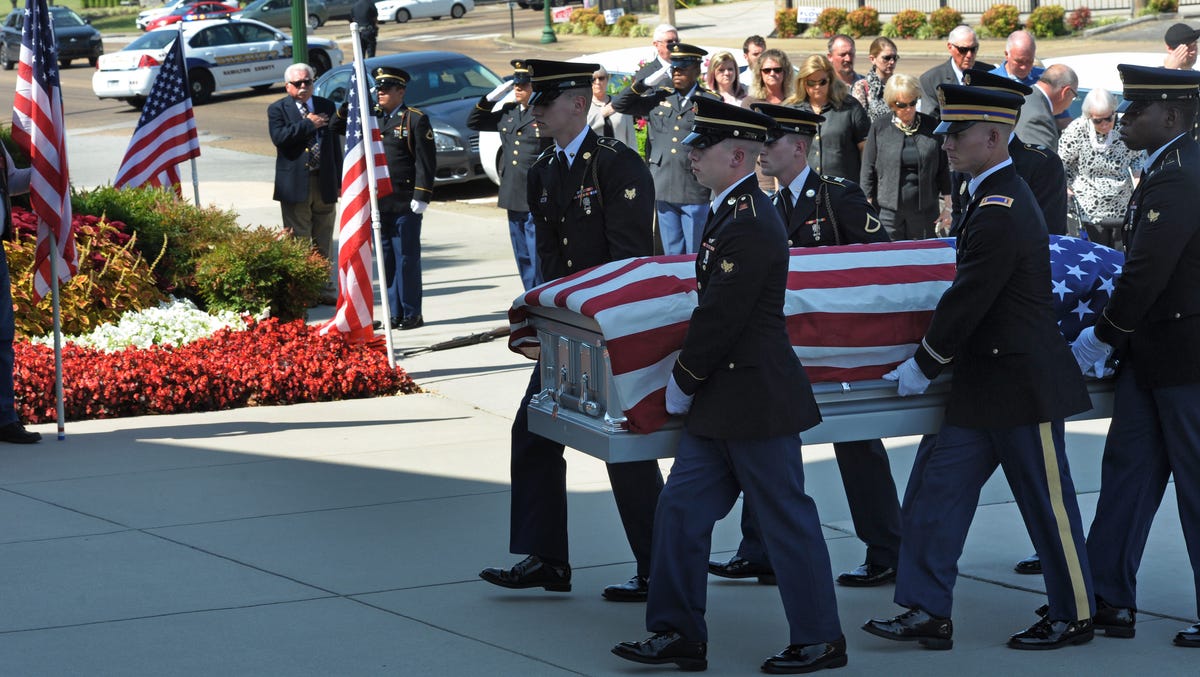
xmin=683 ymin=96 xmax=773 ymax=148
xmin=750 ymin=102 xmax=824 ymax=139
xmin=1118 ymin=63 xmax=1200 ymax=101
xmin=524 ymin=59 xmax=599 ymax=105
xmin=961 ymin=68 xmax=1033 ymax=97
xmin=511 ymin=59 xmax=532 ymax=85
xmin=373 ymin=67 xmax=410 ymax=88
xmin=934 ymin=83 xmax=1025 ymax=134
xmin=669 ymin=43 xmax=707 ymax=67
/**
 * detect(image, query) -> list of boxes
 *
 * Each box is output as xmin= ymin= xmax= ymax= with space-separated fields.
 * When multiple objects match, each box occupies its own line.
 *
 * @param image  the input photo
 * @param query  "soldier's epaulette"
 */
xmin=407 ymin=106 xmax=426 ymax=116
xmin=730 ymin=193 xmax=756 ymax=218
xmin=980 ymin=195 xmax=1014 ymax=208
xmin=819 ymin=175 xmax=848 ymax=188
xmin=534 ymin=146 xmax=556 ymax=165
xmin=596 ymin=137 xmax=621 ymax=152
xmin=1021 ymin=142 xmax=1049 ymax=157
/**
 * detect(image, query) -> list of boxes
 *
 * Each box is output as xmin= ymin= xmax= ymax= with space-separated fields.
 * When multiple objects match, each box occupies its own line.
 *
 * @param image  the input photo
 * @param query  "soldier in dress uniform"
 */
xmin=1070 ymin=64 xmax=1200 ymax=647
xmin=704 ymin=102 xmax=902 ymax=591
xmin=947 ymin=69 xmax=1068 ymax=238
xmin=479 ymin=59 xmax=664 ymax=604
xmin=862 ymin=83 xmax=1096 ymax=651
xmin=614 ymin=43 xmax=721 ymax=255
xmin=613 ymin=97 xmax=846 ymax=674
xmin=467 ymin=60 xmax=553 ymax=290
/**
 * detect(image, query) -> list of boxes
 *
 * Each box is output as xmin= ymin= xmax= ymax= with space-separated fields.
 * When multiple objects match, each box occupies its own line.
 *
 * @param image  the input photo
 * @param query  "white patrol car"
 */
xmin=91 ymin=18 xmax=342 ymax=107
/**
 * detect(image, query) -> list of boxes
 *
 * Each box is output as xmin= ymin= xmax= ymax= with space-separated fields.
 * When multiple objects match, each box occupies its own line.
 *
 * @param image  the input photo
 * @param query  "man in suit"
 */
xmin=613 ymin=96 xmax=846 ymax=674
xmin=1016 ymin=64 xmax=1078 ymax=152
xmin=919 ymin=25 xmax=993 ymax=119
xmin=268 ymin=63 xmax=342 ymax=302
xmin=1071 ymin=64 xmax=1200 ymax=648
xmin=0 ymin=145 xmax=41 ymax=445
xmin=632 ymin=23 xmax=678 ymax=83
xmin=614 ymin=43 xmax=720 ymax=255
xmin=705 ymin=102 xmax=901 ymax=590
xmin=350 ymin=0 xmax=378 ymax=58
xmin=467 ymin=60 xmax=553 ymax=291
xmin=479 ymin=59 xmax=664 ymax=604
xmin=862 ymin=83 xmax=1095 ymax=651
xmin=370 ymin=67 xmax=435 ymax=330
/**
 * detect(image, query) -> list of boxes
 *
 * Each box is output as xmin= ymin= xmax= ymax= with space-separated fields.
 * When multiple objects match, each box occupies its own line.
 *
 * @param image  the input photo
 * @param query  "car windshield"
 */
xmin=126 ymin=30 xmax=179 ymax=51
xmin=400 ymin=59 xmax=503 ymax=106
xmin=51 ymin=8 xmax=86 ymax=27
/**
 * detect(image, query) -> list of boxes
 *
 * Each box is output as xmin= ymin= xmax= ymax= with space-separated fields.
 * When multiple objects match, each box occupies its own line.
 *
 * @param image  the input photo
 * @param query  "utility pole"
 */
xmin=658 ymin=0 xmax=674 ymax=28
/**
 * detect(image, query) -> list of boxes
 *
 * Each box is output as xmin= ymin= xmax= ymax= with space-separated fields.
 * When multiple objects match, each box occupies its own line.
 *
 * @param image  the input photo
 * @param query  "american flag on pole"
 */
xmin=320 ymin=69 xmax=391 ymax=342
xmin=114 ymin=33 xmax=199 ymax=193
xmin=509 ymin=236 xmax=1124 ymax=434
xmin=11 ymin=0 xmax=75 ymax=303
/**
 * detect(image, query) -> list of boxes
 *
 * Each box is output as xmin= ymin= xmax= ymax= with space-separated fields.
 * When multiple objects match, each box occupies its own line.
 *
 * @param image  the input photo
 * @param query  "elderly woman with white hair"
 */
xmin=1058 ymin=87 xmax=1145 ymax=248
xmin=587 ymin=66 xmax=637 ymax=150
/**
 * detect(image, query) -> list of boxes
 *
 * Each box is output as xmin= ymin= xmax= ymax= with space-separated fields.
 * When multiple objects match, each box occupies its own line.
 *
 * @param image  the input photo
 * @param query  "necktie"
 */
xmin=778 ymin=186 xmax=794 ymax=224
xmin=557 ymin=150 xmax=570 ymax=179
xmin=300 ymin=101 xmax=320 ymax=172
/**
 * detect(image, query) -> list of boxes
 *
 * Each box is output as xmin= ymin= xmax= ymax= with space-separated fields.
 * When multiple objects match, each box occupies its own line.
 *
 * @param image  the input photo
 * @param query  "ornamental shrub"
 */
xmin=816 ymin=7 xmax=847 ymax=37
xmin=1027 ymin=5 xmax=1066 ymax=38
xmin=613 ymin=13 xmax=638 ymax=37
xmin=880 ymin=22 xmax=899 ymax=38
xmin=1067 ymin=6 xmax=1092 ymax=31
xmin=845 ymin=6 xmax=882 ymax=38
xmin=928 ymin=7 xmax=963 ymax=38
xmin=776 ymin=9 xmax=800 ymax=38
xmin=892 ymin=9 xmax=927 ymax=38
xmin=981 ymin=4 xmax=1021 ymax=37
xmin=194 ymin=227 xmax=329 ymax=322
xmin=1144 ymin=0 xmax=1178 ymax=13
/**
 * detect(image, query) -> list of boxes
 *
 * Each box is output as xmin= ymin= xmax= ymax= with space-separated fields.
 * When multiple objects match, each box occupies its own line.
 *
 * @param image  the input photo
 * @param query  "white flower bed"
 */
xmin=33 ymin=298 xmax=246 ymax=352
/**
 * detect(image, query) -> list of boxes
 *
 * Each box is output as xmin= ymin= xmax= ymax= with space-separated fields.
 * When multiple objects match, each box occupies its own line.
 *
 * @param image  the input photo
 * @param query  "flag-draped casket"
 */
xmin=508 ymin=237 xmax=1123 ymax=462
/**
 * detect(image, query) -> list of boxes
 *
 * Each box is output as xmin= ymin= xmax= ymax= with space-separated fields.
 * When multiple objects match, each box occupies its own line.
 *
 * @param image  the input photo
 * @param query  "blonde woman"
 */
xmin=741 ymin=48 xmax=792 ymax=107
xmin=704 ymin=50 xmax=747 ymax=105
xmin=786 ymin=54 xmax=870 ymax=181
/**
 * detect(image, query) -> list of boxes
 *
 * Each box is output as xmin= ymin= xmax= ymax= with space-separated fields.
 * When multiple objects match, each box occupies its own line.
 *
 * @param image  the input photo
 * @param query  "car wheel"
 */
xmin=188 ymin=68 xmax=214 ymax=104
xmin=0 ymin=45 xmax=12 ymax=71
xmin=88 ymin=56 xmax=99 ymax=68
xmin=432 ymin=16 xmax=441 ymax=20
xmin=451 ymin=3 xmax=465 ymax=18
xmin=394 ymin=8 xmax=410 ymax=23
xmin=127 ymin=96 xmax=146 ymax=109
xmin=309 ymin=49 xmax=332 ymax=77
xmin=252 ymin=83 xmax=274 ymax=91
xmin=58 ymin=58 xmax=71 ymax=69
xmin=307 ymin=14 xmax=321 ymax=30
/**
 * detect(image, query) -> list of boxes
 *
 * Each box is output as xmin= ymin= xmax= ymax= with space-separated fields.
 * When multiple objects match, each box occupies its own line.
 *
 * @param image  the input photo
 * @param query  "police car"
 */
xmin=91 ymin=18 xmax=343 ymax=107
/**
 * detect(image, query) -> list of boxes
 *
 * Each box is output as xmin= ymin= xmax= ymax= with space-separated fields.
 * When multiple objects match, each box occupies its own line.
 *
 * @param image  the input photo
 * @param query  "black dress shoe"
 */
xmin=1014 ymin=553 xmax=1042 ymax=575
xmin=372 ymin=320 xmax=383 ymax=330
xmin=1174 ymin=622 xmax=1200 ymax=647
xmin=761 ymin=636 xmax=848 ymax=674
xmin=479 ymin=555 xmax=571 ymax=592
xmin=707 ymin=556 xmax=776 ymax=584
xmin=389 ymin=317 xmax=402 ymax=329
xmin=836 ymin=562 xmax=896 ymax=587
xmin=399 ymin=315 xmax=424 ymax=330
xmin=612 ymin=631 xmax=707 ymax=671
xmin=0 ymin=422 xmax=41 ymax=444
xmin=602 ymin=575 xmax=648 ymax=602
xmin=1094 ymin=598 xmax=1136 ymax=638
xmin=862 ymin=608 xmax=953 ymax=650
xmin=1008 ymin=617 xmax=1093 ymax=650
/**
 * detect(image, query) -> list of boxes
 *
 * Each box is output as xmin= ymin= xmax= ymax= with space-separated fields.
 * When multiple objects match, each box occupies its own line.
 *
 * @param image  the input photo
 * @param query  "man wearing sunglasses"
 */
xmin=919 ymin=25 xmax=993 ymax=120
xmin=268 ymin=62 xmax=342 ymax=304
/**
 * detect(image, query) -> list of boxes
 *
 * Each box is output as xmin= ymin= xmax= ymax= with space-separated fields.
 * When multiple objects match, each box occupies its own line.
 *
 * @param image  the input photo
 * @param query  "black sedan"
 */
xmin=1 ymin=6 xmax=103 ymax=70
xmin=314 ymin=51 xmax=504 ymax=186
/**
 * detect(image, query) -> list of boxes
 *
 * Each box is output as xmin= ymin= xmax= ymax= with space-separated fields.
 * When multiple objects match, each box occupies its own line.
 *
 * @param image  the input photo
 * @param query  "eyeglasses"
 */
xmin=761 ymin=67 xmax=784 ymax=74
xmin=593 ymin=76 xmax=608 ymax=82
xmin=377 ymin=83 xmax=405 ymax=91
xmin=892 ymin=100 xmax=916 ymax=109
xmin=950 ymin=44 xmax=979 ymax=55
xmin=289 ymin=78 xmax=313 ymax=87
xmin=879 ymin=54 xmax=899 ymax=62
xmin=1089 ymin=114 xmax=1115 ymax=124
xmin=804 ymin=78 xmax=829 ymax=88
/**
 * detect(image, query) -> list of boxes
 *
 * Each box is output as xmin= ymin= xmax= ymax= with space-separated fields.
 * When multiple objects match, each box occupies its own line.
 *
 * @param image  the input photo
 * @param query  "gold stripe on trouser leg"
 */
xmin=1039 ymin=421 xmax=1090 ymax=621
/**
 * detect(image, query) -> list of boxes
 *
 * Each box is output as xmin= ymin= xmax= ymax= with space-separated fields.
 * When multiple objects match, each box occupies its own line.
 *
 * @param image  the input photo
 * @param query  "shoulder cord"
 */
xmin=817 ymin=182 xmax=843 ymax=245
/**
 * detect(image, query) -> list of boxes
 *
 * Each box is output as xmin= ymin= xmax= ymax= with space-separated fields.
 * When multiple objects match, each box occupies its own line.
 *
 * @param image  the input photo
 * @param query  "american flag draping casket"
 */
xmin=508 ymin=237 xmax=1124 ymax=463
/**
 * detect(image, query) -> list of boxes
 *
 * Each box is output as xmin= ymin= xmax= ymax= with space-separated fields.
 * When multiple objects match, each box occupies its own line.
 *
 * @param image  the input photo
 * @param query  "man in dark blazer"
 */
xmin=613 ymin=97 xmax=846 ymax=674
xmin=1071 ymin=64 xmax=1200 ymax=648
xmin=704 ymin=102 xmax=901 ymax=591
xmin=0 ymin=144 xmax=41 ymax=445
xmin=268 ymin=63 xmax=342 ymax=274
xmin=919 ymin=25 xmax=993 ymax=120
xmin=863 ymin=84 xmax=1095 ymax=651
xmin=466 ymin=60 xmax=552 ymax=290
xmin=479 ymin=59 xmax=664 ymax=604
xmin=1016 ymin=64 xmax=1078 ymax=153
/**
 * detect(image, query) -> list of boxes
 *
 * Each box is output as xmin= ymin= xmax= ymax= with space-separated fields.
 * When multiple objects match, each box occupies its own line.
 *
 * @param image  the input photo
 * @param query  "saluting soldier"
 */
xmin=479 ymin=59 xmax=664 ymax=604
xmin=863 ymin=84 xmax=1095 ymax=651
xmin=613 ymin=97 xmax=846 ymax=674
xmin=467 ymin=60 xmax=553 ymax=290
xmin=614 ymin=43 xmax=721 ymax=255
xmin=1070 ymin=64 xmax=1200 ymax=648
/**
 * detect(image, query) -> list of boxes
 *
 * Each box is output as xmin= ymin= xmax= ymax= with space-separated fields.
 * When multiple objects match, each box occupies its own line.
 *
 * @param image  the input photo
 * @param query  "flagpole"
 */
xmin=48 ymin=231 xmax=64 ymax=440
xmin=181 ymin=23 xmax=200 ymax=207
xmin=350 ymin=22 xmax=395 ymax=367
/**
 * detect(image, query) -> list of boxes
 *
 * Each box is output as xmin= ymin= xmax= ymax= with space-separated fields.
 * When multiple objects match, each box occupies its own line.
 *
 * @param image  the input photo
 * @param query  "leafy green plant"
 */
xmin=892 ymin=9 xmax=927 ymax=38
xmin=816 ymin=7 xmax=848 ymax=37
xmin=1027 ymin=5 xmax=1066 ymax=37
xmin=880 ymin=22 xmax=899 ymax=38
xmin=193 ymin=227 xmax=329 ymax=322
xmin=845 ymin=6 xmax=882 ymax=38
xmin=928 ymin=6 xmax=964 ymax=37
xmin=981 ymin=4 xmax=1021 ymax=36
xmin=1144 ymin=0 xmax=1178 ymax=13
xmin=776 ymin=9 xmax=800 ymax=38
xmin=613 ymin=13 xmax=638 ymax=37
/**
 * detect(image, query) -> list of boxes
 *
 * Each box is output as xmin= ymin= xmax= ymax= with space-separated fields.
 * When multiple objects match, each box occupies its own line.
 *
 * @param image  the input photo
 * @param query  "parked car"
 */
xmin=144 ymin=1 xmax=239 ymax=31
xmin=92 ymin=18 xmax=343 ymax=107
xmin=516 ymin=0 xmax=567 ymax=9
xmin=375 ymin=0 xmax=474 ymax=23
xmin=137 ymin=0 xmax=237 ymax=30
xmin=233 ymin=0 xmax=329 ymax=30
xmin=322 ymin=0 xmax=357 ymax=21
xmin=314 ymin=51 xmax=502 ymax=186
xmin=1 ymin=6 xmax=102 ymax=70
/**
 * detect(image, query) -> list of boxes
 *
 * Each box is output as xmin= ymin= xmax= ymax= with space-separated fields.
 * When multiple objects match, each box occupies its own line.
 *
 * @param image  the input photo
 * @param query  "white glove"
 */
xmin=1071 ymin=326 xmax=1114 ymax=377
xmin=665 ymin=374 xmax=694 ymax=415
xmin=883 ymin=357 xmax=931 ymax=397
xmin=644 ymin=64 xmax=672 ymax=87
xmin=410 ymin=200 xmax=428 ymax=215
xmin=485 ymin=80 xmax=514 ymax=103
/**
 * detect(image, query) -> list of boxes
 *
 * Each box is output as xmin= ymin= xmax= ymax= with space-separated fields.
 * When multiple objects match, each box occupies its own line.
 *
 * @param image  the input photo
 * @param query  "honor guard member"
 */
xmin=863 ymin=83 xmax=1096 ymax=651
xmin=1071 ymin=64 xmax=1200 ymax=647
xmin=368 ymin=67 xmax=436 ymax=330
xmin=947 ymin=69 xmax=1069 ymax=238
xmin=467 ymin=60 xmax=553 ymax=290
xmin=613 ymin=98 xmax=846 ymax=674
xmin=479 ymin=59 xmax=664 ymax=603
xmin=614 ymin=43 xmax=721 ymax=255
xmin=704 ymin=102 xmax=902 ymax=591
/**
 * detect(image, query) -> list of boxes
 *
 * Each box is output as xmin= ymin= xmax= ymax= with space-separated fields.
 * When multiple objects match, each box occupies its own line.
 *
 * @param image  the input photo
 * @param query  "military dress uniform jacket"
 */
xmin=526 ymin=129 xmax=655 ymax=283
xmin=1095 ymin=135 xmax=1200 ymax=389
xmin=268 ymin=94 xmax=342 ymax=204
xmin=950 ymin=137 xmax=1067 ymax=236
xmin=612 ymin=83 xmax=719 ymax=204
xmin=777 ymin=173 xmax=887 ymax=248
xmin=672 ymin=174 xmax=822 ymax=440
xmin=377 ymin=103 xmax=436 ymax=213
xmin=466 ymin=97 xmax=551 ymax=211
xmin=913 ymin=164 xmax=1090 ymax=428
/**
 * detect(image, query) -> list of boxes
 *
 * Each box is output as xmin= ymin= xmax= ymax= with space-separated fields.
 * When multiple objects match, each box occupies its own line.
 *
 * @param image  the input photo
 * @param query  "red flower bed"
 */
xmin=14 ymin=318 xmax=419 ymax=423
